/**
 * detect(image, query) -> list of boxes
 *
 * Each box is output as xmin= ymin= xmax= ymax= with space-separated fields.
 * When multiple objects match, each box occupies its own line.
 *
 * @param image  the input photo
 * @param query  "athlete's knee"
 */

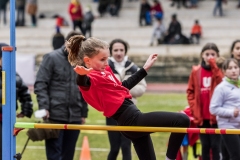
xmin=178 ymin=113 xmax=190 ymax=127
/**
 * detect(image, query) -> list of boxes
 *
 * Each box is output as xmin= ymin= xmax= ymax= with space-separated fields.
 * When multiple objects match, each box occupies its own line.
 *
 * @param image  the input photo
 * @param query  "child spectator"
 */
xmin=187 ymin=43 xmax=222 ymax=160
xmin=150 ymin=18 xmax=166 ymax=46
xmin=210 ymin=58 xmax=240 ymax=160
xmin=55 ymin=15 xmax=69 ymax=27
xmin=151 ymin=0 xmax=163 ymax=20
xmin=230 ymin=40 xmax=240 ymax=66
xmin=190 ymin=20 xmax=202 ymax=44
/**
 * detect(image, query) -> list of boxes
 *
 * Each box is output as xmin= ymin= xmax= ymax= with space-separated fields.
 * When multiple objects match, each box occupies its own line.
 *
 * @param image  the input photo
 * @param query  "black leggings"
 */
xmin=113 ymin=102 xmax=190 ymax=160
xmin=106 ymin=117 xmax=131 ymax=160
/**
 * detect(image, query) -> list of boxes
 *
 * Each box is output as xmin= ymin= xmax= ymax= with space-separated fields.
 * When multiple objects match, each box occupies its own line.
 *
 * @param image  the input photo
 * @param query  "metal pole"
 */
xmin=2 ymin=0 xmax=16 ymax=159
xmin=2 ymin=47 xmax=16 ymax=160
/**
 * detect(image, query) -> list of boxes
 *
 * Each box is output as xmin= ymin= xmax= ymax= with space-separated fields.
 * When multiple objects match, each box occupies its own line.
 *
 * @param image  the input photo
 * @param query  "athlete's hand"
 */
xmin=74 ymin=65 xmax=93 ymax=75
xmin=143 ymin=53 xmax=158 ymax=72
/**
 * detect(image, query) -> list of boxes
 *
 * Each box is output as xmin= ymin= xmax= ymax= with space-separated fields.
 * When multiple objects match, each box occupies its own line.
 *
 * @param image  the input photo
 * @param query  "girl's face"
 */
xmin=232 ymin=42 xmax=240 ymax=61
xmin=85 ymin=48 xmax=110 ymax=71
xmin=224 ymin=61 xmax=240 ymax=80
xmin=111 ymin=42 xmax=126 ymax=63
xmin=201 ymin=49 xmax=218 ymax=65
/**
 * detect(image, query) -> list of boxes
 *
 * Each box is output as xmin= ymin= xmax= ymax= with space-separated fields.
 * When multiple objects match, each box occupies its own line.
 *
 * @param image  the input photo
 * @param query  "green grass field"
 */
xmin=16 ymin=93 xmax=188 ymax=160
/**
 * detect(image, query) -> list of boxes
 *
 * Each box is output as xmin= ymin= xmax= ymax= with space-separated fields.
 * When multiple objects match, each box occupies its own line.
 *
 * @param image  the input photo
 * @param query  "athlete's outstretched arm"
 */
xmin=75 ymin=66 xmax=92 ymax=87
xmin=122 ymin=54 xmax=158 ymax=90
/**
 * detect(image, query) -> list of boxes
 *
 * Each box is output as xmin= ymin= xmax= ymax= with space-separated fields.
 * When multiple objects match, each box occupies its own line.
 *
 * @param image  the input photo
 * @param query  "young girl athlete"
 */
xmin=65 ymin=35 xmax=190 ymax=160
xmin=210 ymin=58 xmax=240 ymax=160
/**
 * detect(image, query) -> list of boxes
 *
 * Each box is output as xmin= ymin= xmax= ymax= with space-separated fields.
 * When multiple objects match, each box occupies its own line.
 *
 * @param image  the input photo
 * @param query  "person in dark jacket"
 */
xmin=0 ymin=42 xmax=33 ymax=159
xmin=0 ymin=0 xmax=8 ymax=25
xmin=139 ymin=0 xmax=151 ymax=26
xmin=164 ymin=14 xmax=181 ymax=44
xmin=34 ymin=31 xmax=88 ymax=160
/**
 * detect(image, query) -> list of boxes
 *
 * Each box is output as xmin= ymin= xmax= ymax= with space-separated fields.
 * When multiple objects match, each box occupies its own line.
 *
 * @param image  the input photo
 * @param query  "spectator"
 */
xmin=83 ymin=6 xmax=94 ymax=38
xmin=0 ymin=43 xmax=33 ymax=159
xmin=52 ymin=26 xmax=65 ymax=50
xmin=16 ymin=0 xmax=26 ymax=26
xmin=230 ymin=40 xmax=240 ymax=66
xmin=213 ymin=0 xmax=227 ymax=17
xmin=190 ymin=20 xmax=202 ymax=44
xmin=210 ymin=58 xmax=240 ymax=160
xmin=108 ymin=0 xmax=122 ymax=16
xmin=68 ymin=0 xmax=85 ymax=35
xmin=0 ymin=0 xmax=8 ymax=26
xmin=150 ymin=18 xmax=166 ymax=46
xmin=139 ymin=0 xmax=151 ymax=26
xmin=151 ymin=0 xmax=163 ymax=20
xmin=238 ymin=0 xmax=240 ymax=8
xmin=219 ymin=39 xmax=240 ymax=160
xmin=164 ymin=14 xmax=181 ymax=44
xmin=55 ymin=15 xmax=69 ymax=27
xmin=34 ymin=31 xmax=88 ymax=160
xmin=26 ymin=0 xmax=37 ymax=26
xmin=98 ymin=0 xmax=109 ymax=17
xmin=187 ymin=43 xmax=222 ymax=160
xmin=106 ymin=38 xmax=147 ymax=160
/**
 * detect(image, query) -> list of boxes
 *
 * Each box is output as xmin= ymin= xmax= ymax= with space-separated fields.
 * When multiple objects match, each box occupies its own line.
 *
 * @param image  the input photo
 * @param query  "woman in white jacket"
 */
xmin=210 ymin=58 xmax=240 ymax=160
xmin=106 ymin=38 xmax=147 ymax=160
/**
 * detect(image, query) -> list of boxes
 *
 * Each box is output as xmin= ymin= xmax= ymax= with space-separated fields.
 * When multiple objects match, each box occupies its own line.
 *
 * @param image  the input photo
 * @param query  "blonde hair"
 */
xmin=65 ymin=35 xmax=109 ymax=66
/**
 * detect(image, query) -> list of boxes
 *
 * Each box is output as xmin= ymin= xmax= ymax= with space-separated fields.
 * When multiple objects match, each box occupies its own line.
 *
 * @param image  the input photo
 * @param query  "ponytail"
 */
xmin=65 ymin=35 xmax=85 ymax=66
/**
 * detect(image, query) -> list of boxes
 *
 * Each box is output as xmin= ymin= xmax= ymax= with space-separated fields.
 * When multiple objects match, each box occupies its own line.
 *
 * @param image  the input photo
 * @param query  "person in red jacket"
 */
xmin=187 ymin=43 xmax=223 ymax=160
xmin=65 ymin=35 xmax=190 ymax=160
xmin=151 ymin=0 xmax=163 ymax=20
xmin=68 ymin=0 xmax=85 ymax=35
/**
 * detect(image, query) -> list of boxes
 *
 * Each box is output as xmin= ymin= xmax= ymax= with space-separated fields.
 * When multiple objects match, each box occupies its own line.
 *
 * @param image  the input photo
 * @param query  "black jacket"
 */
xmin=34 ymin=46 xmax=88 ymax=123
xmin=0 ymin=70 xmax=33 ymax=118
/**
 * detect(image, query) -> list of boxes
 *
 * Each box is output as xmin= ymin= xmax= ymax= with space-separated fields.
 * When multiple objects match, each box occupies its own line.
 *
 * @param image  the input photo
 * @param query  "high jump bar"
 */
xmin=15 ymin=122 xmax=240 ymax=134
